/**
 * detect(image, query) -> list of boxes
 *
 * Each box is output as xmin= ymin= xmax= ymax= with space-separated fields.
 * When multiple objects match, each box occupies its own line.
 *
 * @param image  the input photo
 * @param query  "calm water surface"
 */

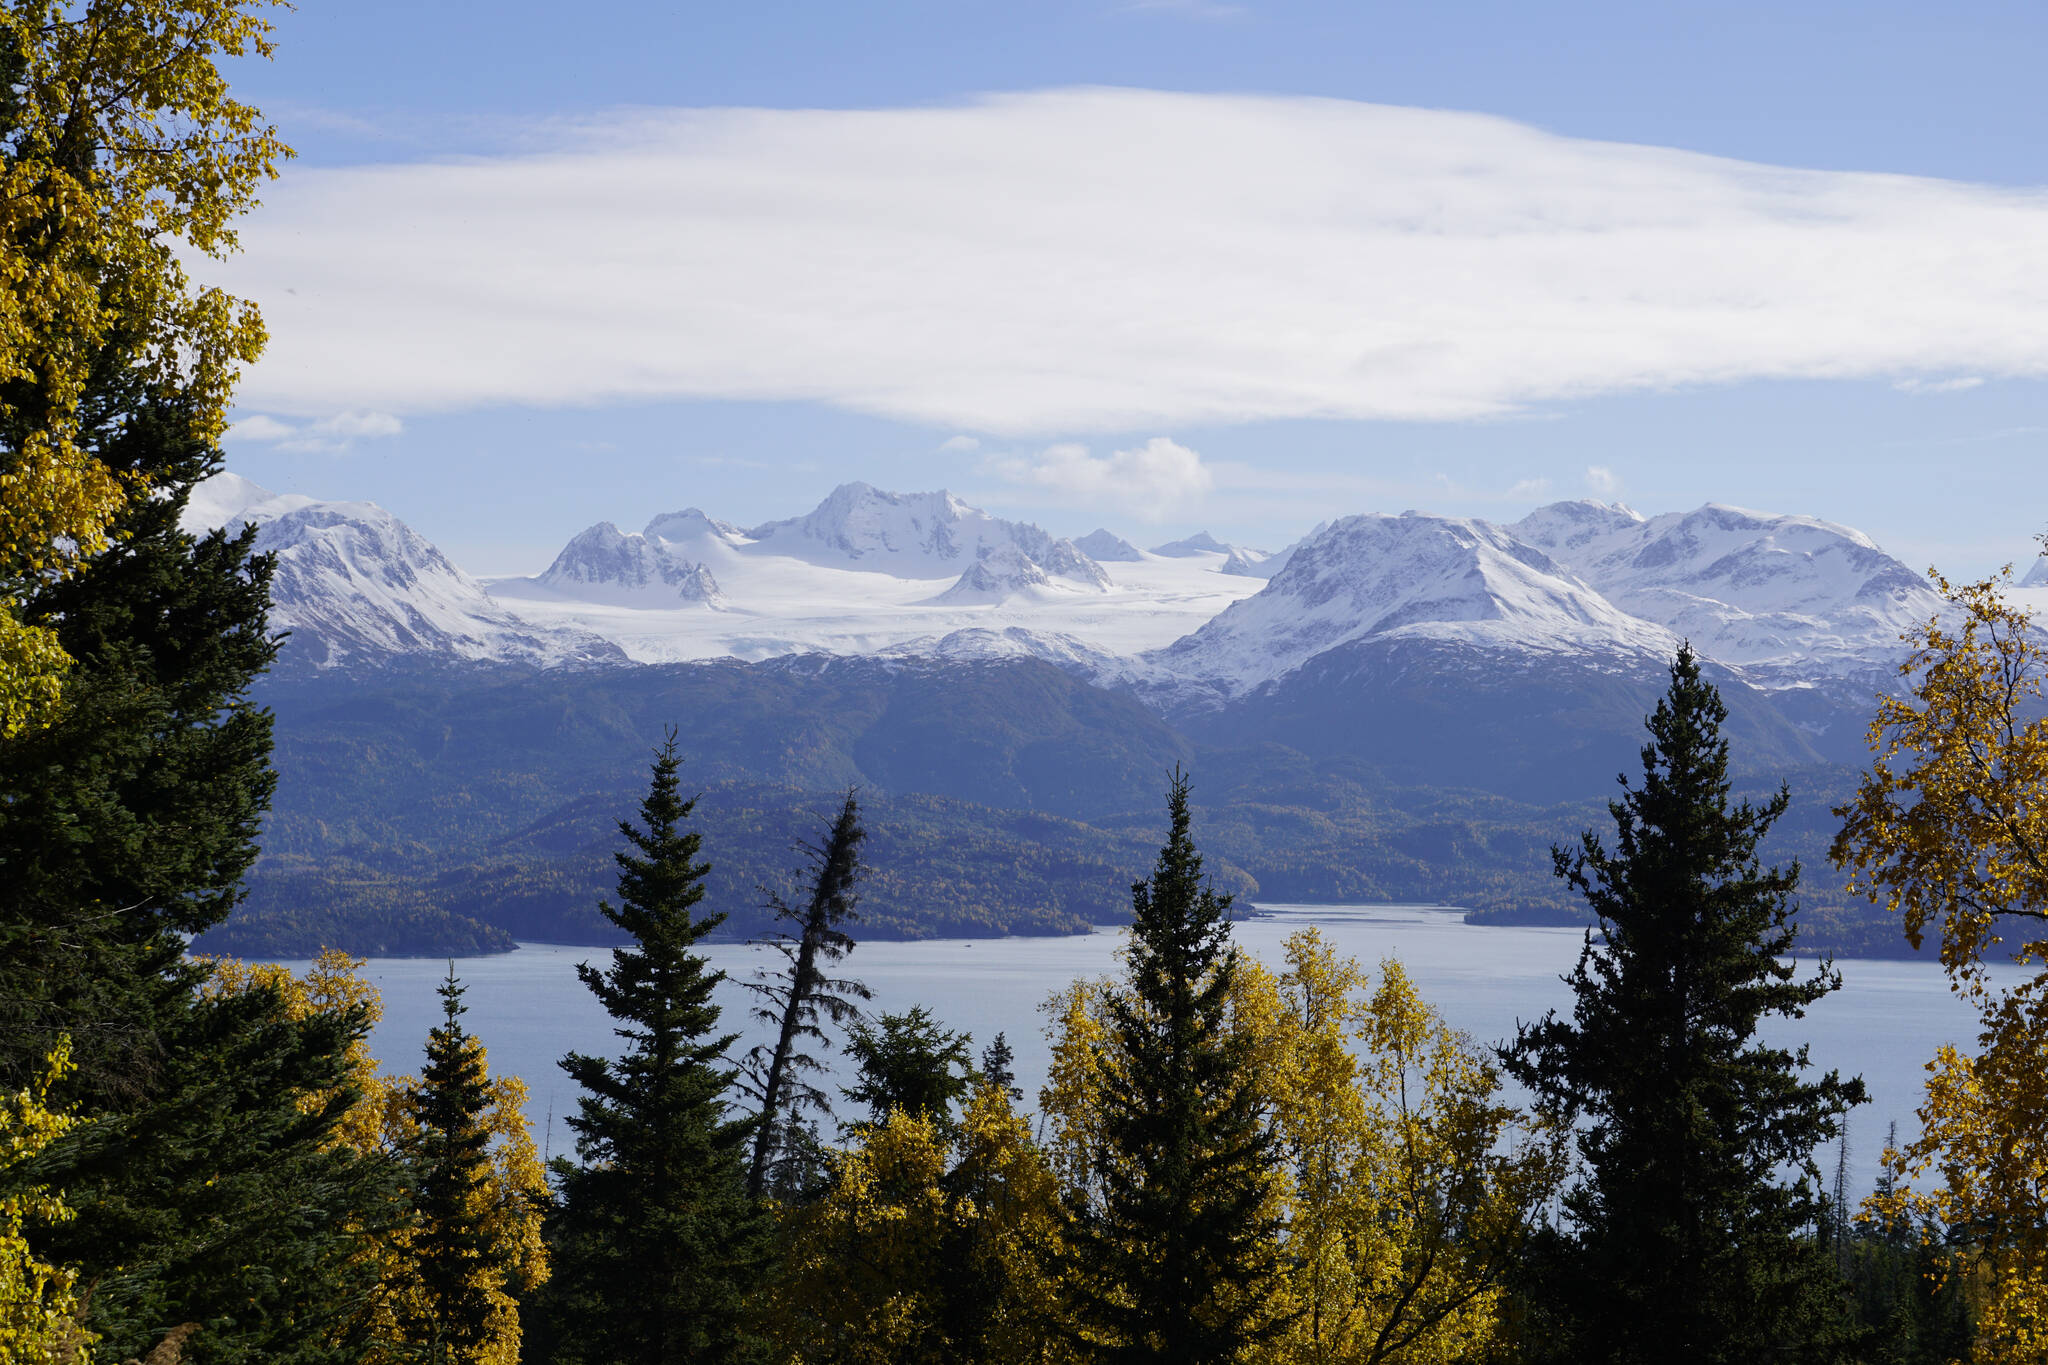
xmin=288 ymin=904 xmax=2021 ymax=1197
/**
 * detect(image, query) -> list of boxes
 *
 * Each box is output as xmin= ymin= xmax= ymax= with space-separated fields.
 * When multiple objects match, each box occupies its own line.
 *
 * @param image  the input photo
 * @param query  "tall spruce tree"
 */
xmin=1502 ymin=647 xmax=1866 ymax=1365
xmin=397 ymin=968 xmax=499 ymax=1362
xmin=741 ymin=791 xmax=871 ymax=1199
xmin=0 ymin=347 xmax=277 ymax=1098
xmin=1069 ymin=770 xmax=1289 ymax=1364
xmin=0 ymin=347 xmax=401 ymax=1363
xmin=544 ymin=735 xmax=766 ymax=1365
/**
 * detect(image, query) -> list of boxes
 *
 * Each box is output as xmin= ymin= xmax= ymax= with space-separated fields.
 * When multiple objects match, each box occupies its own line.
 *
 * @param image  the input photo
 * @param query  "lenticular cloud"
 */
xmin=215 ymin=87 xmax=2048 ymax=432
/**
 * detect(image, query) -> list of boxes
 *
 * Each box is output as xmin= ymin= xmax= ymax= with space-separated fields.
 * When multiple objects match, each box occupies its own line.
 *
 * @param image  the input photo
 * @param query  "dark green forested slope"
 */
xmin=200 ymin=657 xmax=1922 ymax=960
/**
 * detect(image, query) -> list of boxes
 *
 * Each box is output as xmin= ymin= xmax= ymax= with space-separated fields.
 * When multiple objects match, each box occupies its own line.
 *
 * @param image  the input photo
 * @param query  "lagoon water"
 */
xmin=290 ymin=903 xmax=2024 ymax=1197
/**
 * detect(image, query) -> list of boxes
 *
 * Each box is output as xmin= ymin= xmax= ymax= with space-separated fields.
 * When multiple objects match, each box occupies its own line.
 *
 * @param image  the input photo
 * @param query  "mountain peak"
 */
xmin=1075 ymin=528 xmax=1142 ymax=562
xmin=536 ymin=522 xmax=723 ymax=606
xmin=184 ymin=473 xmax=623 ymax=670
xmin=643 ymin=507 xmax=744 ymax=545
xmin=1150 ymin=511 xmax=1672 ymax=703
xmin=1150 ymin=531 xmax=1232 ymax=557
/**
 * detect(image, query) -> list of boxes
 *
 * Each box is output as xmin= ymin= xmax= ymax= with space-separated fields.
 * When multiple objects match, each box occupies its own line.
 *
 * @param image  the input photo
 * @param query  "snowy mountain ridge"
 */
xmin=1510 ymin=499 xmax=1948 ymax=686
xmin=181 ymin=475 xmax=624 ymax=669
xmin=1144 ymin=511 xmax=1680 ymax=708
xmin=185 ymin=473 xmax=1958 ymax=697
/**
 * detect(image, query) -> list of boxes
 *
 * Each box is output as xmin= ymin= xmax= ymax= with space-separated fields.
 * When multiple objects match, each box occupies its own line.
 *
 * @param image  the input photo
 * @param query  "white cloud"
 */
xmin=227 ymin=410 xmax=403 ymax=453
xmin=939 ymin=434 xmax=982 ymax=454
xmin=1507 ymin=477 xmax=1552 ymax=501
xmin=1586 ymin=465 xmax=1621 ymax=495
xmin=210 ymin=88 xmax=2048 ymax=434
xmin=987 ymin=436 xmax=1213 ymax=519
xmin=229 ymin=414 xmax=298 ymax=442
xmin=1894 ymin=375 xmax=1985 ymax=394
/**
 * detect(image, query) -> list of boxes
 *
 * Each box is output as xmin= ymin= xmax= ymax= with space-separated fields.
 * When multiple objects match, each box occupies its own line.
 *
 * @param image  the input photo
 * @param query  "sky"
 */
xmin=202 ymin=1 xmax=2048 ymax=577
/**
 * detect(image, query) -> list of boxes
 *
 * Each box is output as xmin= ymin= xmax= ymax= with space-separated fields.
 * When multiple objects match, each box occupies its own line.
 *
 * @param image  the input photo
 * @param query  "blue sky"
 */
xmin=210 ymin=1 xmax=2048 ymax=575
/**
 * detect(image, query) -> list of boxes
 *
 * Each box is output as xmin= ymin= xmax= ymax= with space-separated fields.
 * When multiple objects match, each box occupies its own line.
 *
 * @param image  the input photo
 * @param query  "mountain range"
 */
xmin=184 ymin=470 xmax=1988 ymax=960
xmin=192 ymin=472 xmax=1948 ymax=703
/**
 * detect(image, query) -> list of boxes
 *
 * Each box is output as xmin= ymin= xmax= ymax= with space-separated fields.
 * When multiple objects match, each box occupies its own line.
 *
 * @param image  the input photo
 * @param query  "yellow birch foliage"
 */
xmin=0 ymin=1039 xmax=92 ymax=1365
xmin=199 ymin=954 xmax=549 ymax=1365
xmin=775 ymin=1108 xmax=954 ymax=1365
xmin=0 ymin=0 xmax=285 ymax=736
xmin=1836 ymin=558 xmax=2048 ymax=1363
xmin=1267 ymin=932 xmax=1562 ymax=1365
xmin=1040 ymin=931 xmax=1560 ymax=1365
xmin=773 ymin=1086 xmax=1077 ymax=1365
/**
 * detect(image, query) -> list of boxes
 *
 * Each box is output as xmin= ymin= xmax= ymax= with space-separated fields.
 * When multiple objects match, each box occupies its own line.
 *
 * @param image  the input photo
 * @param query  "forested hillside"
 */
xmin=201 ymin=657 xmax=1907 ymax=958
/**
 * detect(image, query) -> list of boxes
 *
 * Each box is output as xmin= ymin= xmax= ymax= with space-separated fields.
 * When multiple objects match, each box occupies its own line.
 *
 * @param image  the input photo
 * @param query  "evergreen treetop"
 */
xmin=398 ymin=967 xmax=498 ymax=1361
xmin=546 ymin=733 xmax=766 ymax=1365
xmin=841 ymin=1005 xmax=976 ymax=1136
xmin=1071 ymin=768 xmax=1290 ymax=1365
xmin=1502 ymin=646 xmax=1866 ymax=1365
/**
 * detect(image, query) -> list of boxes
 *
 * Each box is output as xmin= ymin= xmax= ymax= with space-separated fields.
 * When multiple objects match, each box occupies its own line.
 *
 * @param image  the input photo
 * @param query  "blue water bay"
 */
xmin=293 ymin=904 xmax=2016 ymax=1197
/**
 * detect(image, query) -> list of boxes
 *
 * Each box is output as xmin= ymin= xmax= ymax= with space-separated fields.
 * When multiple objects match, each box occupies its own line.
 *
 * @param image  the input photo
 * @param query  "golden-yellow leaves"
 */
xmin=0 ymin=0 xmax=286 ymax=735
xmin=1039 ymin=929 xmax=1561 ymax=1365
xmin=1833 ymin=564 xmax=2048 ymax=992
xmin=1838 ymin=555 xmax=2048 ymax=1364
xmin=0 ymin=1039 xmax=95 ymax=1365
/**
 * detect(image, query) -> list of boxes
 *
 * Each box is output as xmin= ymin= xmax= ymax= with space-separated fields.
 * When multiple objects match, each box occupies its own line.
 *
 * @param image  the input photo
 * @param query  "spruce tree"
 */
xmin=397 ymin=968 xmax=498 ymax=1362
xmin=979 ymin=1031 xmax=1021 ymax=1104
xmin=1502 ymin=646 xmax=1866 ymax=1365
xmin=0 ymin=349 xmax=401 ymax=1362
xmin=545 ymin=734 xmax=766 ymax=1365
xmin=741 ymin=791 xmax=871 ymax=1199
xmin=34 ymin=975 xmax=399 ymax=1365
xmin=840 ymin=1005 xmax=976 ymax=1136
xmin=1069 ymin=770 xmax=1289 ymax=1364
xmin=0 ymin=351 xmax=277 ymax=1098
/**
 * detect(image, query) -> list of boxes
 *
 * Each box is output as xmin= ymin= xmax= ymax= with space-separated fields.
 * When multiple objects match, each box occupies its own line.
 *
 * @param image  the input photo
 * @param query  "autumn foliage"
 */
xmin=1837 ymin=558 xmax=2048 ymax=1364
xmin=0 ymin=0 xmax=285 ymax=736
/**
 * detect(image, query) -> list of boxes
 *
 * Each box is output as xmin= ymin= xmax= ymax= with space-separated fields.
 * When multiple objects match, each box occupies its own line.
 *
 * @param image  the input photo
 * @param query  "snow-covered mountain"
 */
xmin=2025 ymin=554 xmax=2048 ymax=588
xmin=192 ymin=469 xmax=1955 ymax=719
xmin=1510 ymin=500 xmax=1944 ymax=686
xmin=487 ymin=483 xmax=1236 ymax=664
xmin=183 ymin=474 xmax=624 ymax=670
xmin=1075 ymin=528 xmax=1143 ymax=562
xmin=1150 ymin=531 xmax=1232 ymax=558
xmin=534 ymin=516 xmax=729 ymax=607
xmin=740 ymin=482 xmax=1108 ymax=590
xmin=1221 ymin=544 xmax=1297 ymax=579
xmin=1146 ymin=511 xmax=1677 ymax=708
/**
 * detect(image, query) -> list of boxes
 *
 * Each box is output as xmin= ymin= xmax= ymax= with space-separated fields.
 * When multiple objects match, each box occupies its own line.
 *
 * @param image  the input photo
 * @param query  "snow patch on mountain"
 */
xmin=1148 ymin=511 xmax=1677 ymax=706
xmin=882 ymin=626 xmax=1128 ymax=675
xmin=2024 ymin=554 xmax=2048 ymax=588
xmin=183 ymin=474 xmax=624 ymax=669
xmin=1511 ymin=500 xmax=1944 ymax=686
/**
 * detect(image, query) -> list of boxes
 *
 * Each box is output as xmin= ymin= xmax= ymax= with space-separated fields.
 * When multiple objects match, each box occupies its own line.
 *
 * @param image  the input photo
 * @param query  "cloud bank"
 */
xmin=214 ymin=87 xmax=2048 ymax=433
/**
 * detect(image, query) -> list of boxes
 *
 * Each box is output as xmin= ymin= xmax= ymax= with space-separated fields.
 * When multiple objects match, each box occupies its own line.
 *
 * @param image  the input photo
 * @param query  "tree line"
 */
xmin=6 ymin=4 xmax=2048 ymax=1362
